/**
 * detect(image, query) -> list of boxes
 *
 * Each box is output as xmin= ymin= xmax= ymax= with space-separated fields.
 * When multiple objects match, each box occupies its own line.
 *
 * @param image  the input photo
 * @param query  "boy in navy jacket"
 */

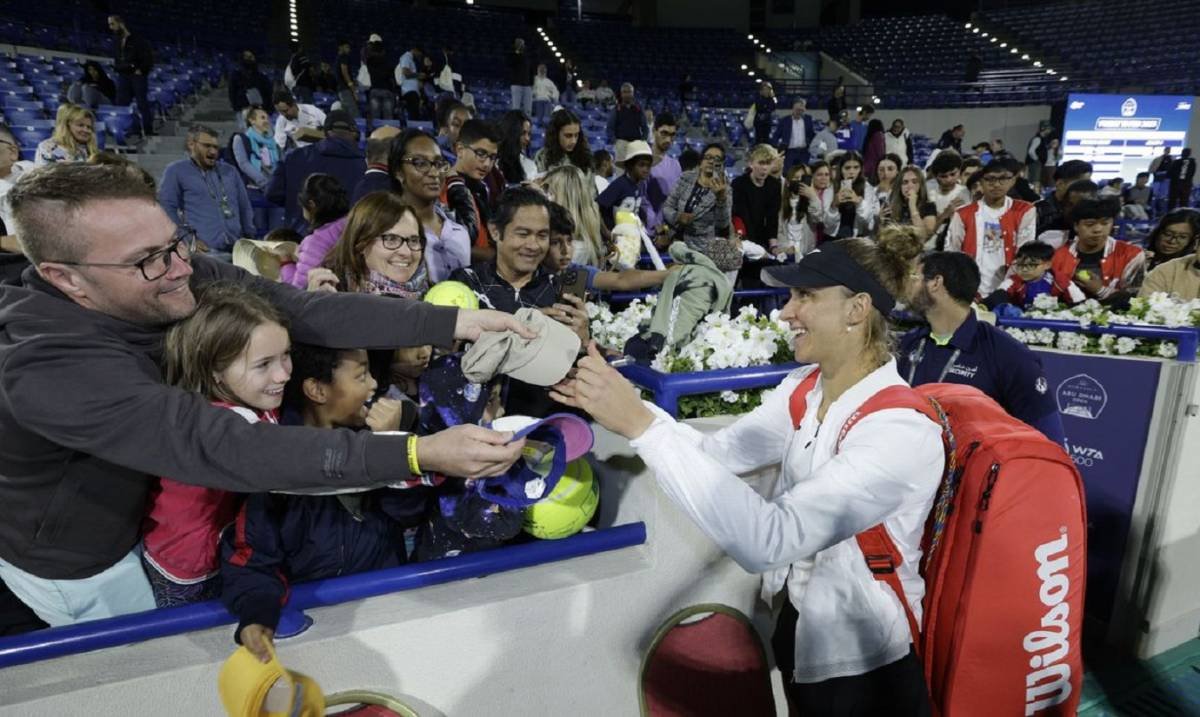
xmin=221 ymin=344 xmax=431 ymax=661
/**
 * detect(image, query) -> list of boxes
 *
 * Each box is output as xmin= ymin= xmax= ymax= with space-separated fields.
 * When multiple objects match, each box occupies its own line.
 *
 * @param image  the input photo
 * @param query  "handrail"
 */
xmin=995 ymin=317 xmax=1200 ymax=363
xmin=0 ymin=522 xmax=647 ymax=669
xmin=619 ymin=363 xmax=801 ymax=415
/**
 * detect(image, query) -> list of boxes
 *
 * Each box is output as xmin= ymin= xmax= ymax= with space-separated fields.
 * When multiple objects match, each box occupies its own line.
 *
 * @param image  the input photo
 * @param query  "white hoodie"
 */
xmin=533 ymin=75 xmax=559 ymax=103
xmin=630 ymin=361 xmax=943 ymax=683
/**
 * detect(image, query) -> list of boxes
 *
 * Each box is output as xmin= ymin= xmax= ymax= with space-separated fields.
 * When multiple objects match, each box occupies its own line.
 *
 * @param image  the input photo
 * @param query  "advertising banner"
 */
xmin=1062 ymin=93 xmax=1194 ymax=181
xmin=1033 ymin=350 xmax=1161 ymax=620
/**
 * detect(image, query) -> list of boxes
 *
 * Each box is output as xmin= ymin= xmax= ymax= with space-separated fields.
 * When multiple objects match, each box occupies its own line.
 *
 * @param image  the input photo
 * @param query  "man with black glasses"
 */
xmin=945 ymin=159 xmax=1036 ymax=295
xmin=445 ymin=119 xmax=502 ymax=257
xmin=158 ymin=125 xmax=255 ymax=257
xmin=0 ymin=163 xmax=536 ymax=628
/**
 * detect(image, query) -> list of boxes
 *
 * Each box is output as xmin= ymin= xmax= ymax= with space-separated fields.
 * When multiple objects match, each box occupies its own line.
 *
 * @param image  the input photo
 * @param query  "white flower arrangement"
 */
xmin=586 ymin=296 xmax=656 ymax=352
xmin=1005 ymin=327 xmax=1174 ymax=358
xmin=588 ymin=302 xmax=794 ymax=418
xmin=1007 ymin=292 xmax=1199 ymax=359
xmin=1025 ymin=293 xmax=1200 ymax=329
xmin=649 ymin=306 xmax=793 ymax=374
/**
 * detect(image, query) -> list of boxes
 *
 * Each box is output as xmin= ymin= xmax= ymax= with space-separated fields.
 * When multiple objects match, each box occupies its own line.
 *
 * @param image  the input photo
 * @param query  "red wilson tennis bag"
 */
xmin=789 ymin=373 xmax=1086 ymax=716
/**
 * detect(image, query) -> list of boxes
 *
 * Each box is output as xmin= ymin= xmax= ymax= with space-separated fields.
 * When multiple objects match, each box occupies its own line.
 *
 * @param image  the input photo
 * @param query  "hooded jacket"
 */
xmin=221 ymin=488 xmax=422 ymax=636
xmin=267 ymin=135 xmax=365 ymax=231
xmin=0 ymin=255 xmax=456 ymax=579
xmin=630 ymin=242 xmax=733 ymax=358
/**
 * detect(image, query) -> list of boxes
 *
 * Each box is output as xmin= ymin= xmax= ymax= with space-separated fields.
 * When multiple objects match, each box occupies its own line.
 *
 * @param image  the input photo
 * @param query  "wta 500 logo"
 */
xmin=1067 ymin=443 xmax=1104 ymax=468
xmin=1023 ymin=531 xmax=1073 ymax=715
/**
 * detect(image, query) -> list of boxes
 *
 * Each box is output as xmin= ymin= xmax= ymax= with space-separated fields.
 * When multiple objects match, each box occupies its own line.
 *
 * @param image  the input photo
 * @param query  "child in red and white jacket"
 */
xmin=1049 ymin=197 xmax=1146 ymax=307
xmin=987 ymin=240 xmax=1055 ymax=309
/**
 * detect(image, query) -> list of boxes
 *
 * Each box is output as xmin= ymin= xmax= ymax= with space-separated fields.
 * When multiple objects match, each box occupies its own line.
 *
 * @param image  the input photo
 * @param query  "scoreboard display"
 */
xmin=1061 ymin=93 xmax=1193 ymax=181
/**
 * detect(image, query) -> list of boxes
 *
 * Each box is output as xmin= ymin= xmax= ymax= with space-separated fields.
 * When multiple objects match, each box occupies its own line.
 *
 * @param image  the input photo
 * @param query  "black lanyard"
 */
xmin=906 ymin=337 xmax=962 ymax=385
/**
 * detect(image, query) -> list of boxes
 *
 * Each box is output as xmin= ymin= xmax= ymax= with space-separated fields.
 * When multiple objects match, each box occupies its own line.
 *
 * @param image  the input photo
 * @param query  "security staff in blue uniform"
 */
xmin=899 ymin=251 xmax=1066 ymax=444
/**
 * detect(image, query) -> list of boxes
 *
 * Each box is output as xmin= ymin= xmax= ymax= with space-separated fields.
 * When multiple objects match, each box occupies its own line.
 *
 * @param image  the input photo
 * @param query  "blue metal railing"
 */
xmin=0 ymin=523 xmax=647 ymax=669
xmin=612 ymin=316 xmax=1198 ymax=417
xmin=603 ymin=287 xmax=790 ymax=303
xmin=995 ymin=317 xmax=1200 ymax=363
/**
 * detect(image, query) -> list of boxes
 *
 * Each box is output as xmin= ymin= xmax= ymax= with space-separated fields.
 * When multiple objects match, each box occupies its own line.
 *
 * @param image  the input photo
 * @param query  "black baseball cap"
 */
xmin=324 ymin=109 xmax=357 ymax=133
xmin=762 ymin=241 xmax=896 ymax=315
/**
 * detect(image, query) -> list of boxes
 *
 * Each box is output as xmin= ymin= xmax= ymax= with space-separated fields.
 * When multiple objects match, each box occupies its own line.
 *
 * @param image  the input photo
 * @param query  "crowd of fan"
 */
xmin=1 ymin=29 xmax=1199 ymax=658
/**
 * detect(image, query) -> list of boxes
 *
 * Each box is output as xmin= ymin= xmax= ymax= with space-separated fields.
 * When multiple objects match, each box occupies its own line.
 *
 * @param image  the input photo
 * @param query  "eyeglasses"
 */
xmin=402 ymin=156 xmax=451 ymax=175
xmin=462 ymin=145 xmax=499 ymax=164
xmin=1160 ymin=231 xmax=1194 ymax=243
xmin=1013 ymin=260 xmax=1044 ymax=269
xmin=49 ymin=227 xmax=196 ymax=281
xmin=980 ymin=175 xmax=1015 ymax=185
xmin=378 ymin=233 xmax=424 ymax=251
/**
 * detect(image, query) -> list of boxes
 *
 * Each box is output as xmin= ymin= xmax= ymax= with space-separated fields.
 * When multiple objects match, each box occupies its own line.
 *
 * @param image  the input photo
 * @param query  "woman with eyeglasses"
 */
xmin=389 ymin=129 xmax=470 ymax=283
xmin=662 ymin=142 xmax=733 ymax=258
xmin=313 ymin=190 xmax=432 ymax=406
xmin=1141 ymin=208 xmax=1200 ymax=299
xmin=327 ymin=191 xmax=428 ymax=298
xmin=287 ymin=174 xmax=350 ymax=289
xmin=1143 ymin=207 xmax=1200 ymax=272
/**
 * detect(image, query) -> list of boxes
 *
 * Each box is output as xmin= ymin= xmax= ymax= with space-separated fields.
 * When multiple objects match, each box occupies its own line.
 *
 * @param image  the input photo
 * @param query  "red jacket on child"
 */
xmin=1050 ymin=237 xmax=1146 ymax=305
xmin=142 ymin=403 xmax=278 ymax=583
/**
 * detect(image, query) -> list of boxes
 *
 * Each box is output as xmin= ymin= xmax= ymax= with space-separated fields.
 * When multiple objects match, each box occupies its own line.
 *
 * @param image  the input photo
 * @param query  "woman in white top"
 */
xmin=552 ymin=233 xmax=940 ymax=715
xmin=775 ymin=163 xmax=822 ymax=260
xmin=35 ymin=104 xmax=96 ymax=166
xmin=825 ymin=150 xmax=879 ymax=238
xmin=531 ymin=64 xmax=559 ymax=123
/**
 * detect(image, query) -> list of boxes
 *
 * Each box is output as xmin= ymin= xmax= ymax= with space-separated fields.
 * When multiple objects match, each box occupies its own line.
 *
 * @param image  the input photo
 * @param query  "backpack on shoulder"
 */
xmin=789 ymin=373 xmax=1086 ymax=716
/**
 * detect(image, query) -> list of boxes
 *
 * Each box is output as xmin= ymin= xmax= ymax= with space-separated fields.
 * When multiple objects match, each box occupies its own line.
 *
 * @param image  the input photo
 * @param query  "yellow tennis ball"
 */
xmin=524 ymin=458 xmax=598 ymax=540
xmin=424 ymin=281 xmax=479 ymax=310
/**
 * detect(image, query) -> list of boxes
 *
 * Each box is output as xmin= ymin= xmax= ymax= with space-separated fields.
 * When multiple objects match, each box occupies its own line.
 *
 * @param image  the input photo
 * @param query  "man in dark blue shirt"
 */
xmin=899 ymin=251 xmax=1066 ymax=445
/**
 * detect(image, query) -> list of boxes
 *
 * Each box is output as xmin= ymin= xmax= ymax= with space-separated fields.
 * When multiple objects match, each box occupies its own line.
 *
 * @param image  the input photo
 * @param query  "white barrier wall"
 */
xmin=0 ymin=420 xmax=791 ymax=717
xmin=1114 ymin=364 xmax=1200 ymax=658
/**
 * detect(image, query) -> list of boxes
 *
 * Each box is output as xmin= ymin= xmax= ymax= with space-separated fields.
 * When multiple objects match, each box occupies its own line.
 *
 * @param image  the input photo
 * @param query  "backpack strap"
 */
xmin=787 ymin=369 xmax=821 ymax=428
xmin=856 ymin=526 xmax=921 ymax=647
xmin=843 ymin=386 xmax=949 ymax=651
xmin=787 ymin=375 xmax=948 ymax=648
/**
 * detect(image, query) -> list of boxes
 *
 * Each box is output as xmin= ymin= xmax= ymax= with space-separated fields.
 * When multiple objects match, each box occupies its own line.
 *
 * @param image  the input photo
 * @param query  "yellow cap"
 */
xmin=218 ymin=644 xmax=325 ymax=717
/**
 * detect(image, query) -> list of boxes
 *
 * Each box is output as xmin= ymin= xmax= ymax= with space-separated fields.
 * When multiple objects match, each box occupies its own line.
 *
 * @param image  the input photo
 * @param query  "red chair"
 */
xmin=639 ymin=604 xmax=776 ymax=717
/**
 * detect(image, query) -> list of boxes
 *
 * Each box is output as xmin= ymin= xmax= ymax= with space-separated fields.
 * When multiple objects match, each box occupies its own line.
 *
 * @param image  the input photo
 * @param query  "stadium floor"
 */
xmin=1081 ymin=639 xmax=1200 ymax=715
